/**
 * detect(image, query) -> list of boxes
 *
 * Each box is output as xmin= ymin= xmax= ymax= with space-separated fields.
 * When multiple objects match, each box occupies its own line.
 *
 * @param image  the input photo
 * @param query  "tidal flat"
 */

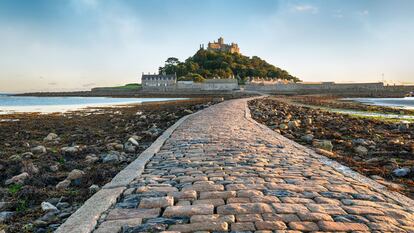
xmin=0 ymin=98 xmax=216 ymax=232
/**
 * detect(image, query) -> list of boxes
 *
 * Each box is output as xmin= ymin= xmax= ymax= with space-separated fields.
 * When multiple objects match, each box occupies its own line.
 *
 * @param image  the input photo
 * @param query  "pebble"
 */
xmin=5 ymin=172 xmax=30 ymax=185
xmin=0 ymin=211 xmax=14 ymax=223
xmin=89 ymin=184 xmax=100 ymax=194
xmin=41 ymin=202 xmax=59 ymax=212
xmin=393 ymin=167 xmax=411 ymax=177
xmin=44 ymin=133 xmax=59 ymax=141
xmin=31 ymin=145 xmax=47 ymax=154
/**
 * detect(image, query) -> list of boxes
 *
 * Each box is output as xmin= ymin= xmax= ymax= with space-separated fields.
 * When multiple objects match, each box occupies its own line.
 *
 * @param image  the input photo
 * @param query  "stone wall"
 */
xmin=142 ymin=79 xmax=239 ymax=92
xmin=245 ymin=82 xmax=414 ymax=96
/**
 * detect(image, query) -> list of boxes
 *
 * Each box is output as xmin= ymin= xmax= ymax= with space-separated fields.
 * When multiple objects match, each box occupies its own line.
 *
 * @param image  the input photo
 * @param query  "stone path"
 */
xmin=93 ymin=99 xmax=414 ymax=233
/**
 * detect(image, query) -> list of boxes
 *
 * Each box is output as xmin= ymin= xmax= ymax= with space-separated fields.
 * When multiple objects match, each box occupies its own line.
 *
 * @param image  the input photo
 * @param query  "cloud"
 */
xmin=332 ymin=10 xmax=344 ymax=18
xmin=358 ymin=10 xmax=369 ymax=16
xmin=292 ymin=4 xmax=318 ymax=14
xmin=48 ymin=82 xmax=58 ymax=86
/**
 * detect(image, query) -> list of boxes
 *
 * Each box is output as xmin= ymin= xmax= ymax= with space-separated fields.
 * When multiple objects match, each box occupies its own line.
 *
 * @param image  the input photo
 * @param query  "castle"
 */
xmin=206 ymin=37 xmax=240 ymax=54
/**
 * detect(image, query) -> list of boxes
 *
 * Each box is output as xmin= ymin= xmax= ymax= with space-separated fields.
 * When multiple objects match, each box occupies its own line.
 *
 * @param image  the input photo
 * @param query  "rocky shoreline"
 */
xmin=0 ymin=98 xmax=217 ymax=233
xmin=288 ymin=95 xmax=414 ymax=116
xmin=249 ymin=97 xmax=414 ymax=198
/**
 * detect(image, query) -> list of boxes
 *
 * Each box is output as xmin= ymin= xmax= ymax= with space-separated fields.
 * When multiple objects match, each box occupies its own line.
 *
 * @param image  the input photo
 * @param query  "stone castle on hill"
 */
xmin=206 ymin=37 xmax=240 ymax=54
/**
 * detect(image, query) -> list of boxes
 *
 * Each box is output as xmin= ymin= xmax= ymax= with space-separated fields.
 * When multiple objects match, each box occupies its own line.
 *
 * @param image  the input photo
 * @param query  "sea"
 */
xmin=347 ymin=97 xmax=414 ymax=110
xmin=0 ymin=94 xmax=186 ymax=114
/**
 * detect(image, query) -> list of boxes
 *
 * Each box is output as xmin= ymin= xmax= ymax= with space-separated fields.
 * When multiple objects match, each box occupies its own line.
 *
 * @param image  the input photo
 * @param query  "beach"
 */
xmin=0 ymin=97 xmax=217 ymax=232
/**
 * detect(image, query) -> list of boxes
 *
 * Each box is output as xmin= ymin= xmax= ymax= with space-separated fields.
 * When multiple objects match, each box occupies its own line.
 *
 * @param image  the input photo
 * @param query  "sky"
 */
xmin=0 ymin=0 xmax=413 ymax=92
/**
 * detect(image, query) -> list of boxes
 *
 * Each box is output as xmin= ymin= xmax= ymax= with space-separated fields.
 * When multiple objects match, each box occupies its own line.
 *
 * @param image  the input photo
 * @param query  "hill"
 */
xmin=158 ymin=49 xmax=300 ymax=83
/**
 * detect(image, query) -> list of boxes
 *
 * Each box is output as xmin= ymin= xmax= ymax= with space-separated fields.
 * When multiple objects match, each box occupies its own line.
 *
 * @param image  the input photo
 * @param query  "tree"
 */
xmin=158 ymin=50 xmax=300 ymax=82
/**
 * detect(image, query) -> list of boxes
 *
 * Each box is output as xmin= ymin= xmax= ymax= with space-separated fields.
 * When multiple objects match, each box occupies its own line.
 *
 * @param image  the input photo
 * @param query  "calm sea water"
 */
xmin=0 ymin=95 xmax=186 ymax=113
xmin=348 ymin=97 xmax=414 ymax=109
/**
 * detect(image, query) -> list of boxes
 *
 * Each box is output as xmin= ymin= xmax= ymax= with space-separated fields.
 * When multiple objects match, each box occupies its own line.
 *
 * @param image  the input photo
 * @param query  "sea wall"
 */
xmin=245 ymin=82 xmax=414 ymax=97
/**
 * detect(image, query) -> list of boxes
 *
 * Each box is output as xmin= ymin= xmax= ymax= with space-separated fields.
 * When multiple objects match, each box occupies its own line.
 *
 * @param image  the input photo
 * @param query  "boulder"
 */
xmin=85 ymin=154 xmax=99 ymax=163
xmin=0 ymin=211 xmax=14 ymax=223
xmin=393 ymin=168 xmax=410 ymax=177
xmin=398 ymin=121 xmax=410 ymax=132
xmin=128 ymin=137 xmax=139 ymax=146
xmin=56 ymin=179 xmax=71 ymax=190
xmin=31 ymin=145 xmax=46 ymax=154
xmin=101 ymin=151 xmax=120 ymax=163
xmin=279 ymin=124 xmax=288 ymax=130
xmin=354 ymin=145 xmax=368 ymax=156
xmin=5 ymin=172 xmax=30 ymax=185
xmin=89 ymin=184 xmax=100 ymax=194
xmin=301 ymin=134 xmax=314 ymax=143
xmin=61 ymin=146 xmax=80 ymax=155
xmin=41 ymin=202 xmax=58 ymax=212
xmin=288 ymin=120 xmax=300 ymax=129
xmin=66 ymin=169 xmax=85 ymax=180
xmin=44 ymin=133 xmax=59 ymax=141
xmin=313 ymin=140 xmax=333 ymax=151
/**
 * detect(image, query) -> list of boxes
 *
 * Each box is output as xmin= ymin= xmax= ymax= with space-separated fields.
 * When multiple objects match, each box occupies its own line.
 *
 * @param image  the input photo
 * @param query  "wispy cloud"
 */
xmin=292 ymin=4 xmax=318 ymax=14
xmin=332 ymin=10 xmax=344 ymax=18
xmin=358 ymin=10 xmax=369 ymax=16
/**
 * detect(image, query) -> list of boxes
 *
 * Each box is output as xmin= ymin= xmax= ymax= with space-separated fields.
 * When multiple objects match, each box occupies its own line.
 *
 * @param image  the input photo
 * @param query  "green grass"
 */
xmin=346 ymin=113 xmax=414 ymax=123
xmin=16 ymin=199 xmax=28 ymax=212
xmin=8 ymin=184 xmax=23 ymax=195
xmin=112 ymin=83 xmax=141 ymax=89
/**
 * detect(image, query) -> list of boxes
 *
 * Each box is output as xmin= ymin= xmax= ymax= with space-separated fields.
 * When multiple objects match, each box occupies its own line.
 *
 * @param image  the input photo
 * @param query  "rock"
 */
xmin=49 ymin=164 xmax=59 ymax=172
xmin=44 ymin=133 xmax=59 ymax=141
xmin=66 ymin=169 xmax=85 ymax=180
xmin=315 ymin=148 xmax=336 ymax=157
xmin=124 ymin=143 xmax=136 ymax=153
xmin=0 ymin=211 xmax=14 ymax=223
xmin=56 ymin=202 xmax=70 ymax=209
xmin=354 ymin=146 xmax=368 ymax=156
xmin=20 ymin=152 xmax=34 ymax=159
xmin=89 ymin=184 xmax=100 ymax=194
xmin=301 ymin=134 xmax=314 ymax=143
xmin=0 ymin=202 xmax=11 ymax=211
xmin=5 ymin=172 xmax=30 ymax=185
xmin=393 ymin=167 xmax=410 ymax=177
xmin=9 ymin=154 xmax=22 ymax=162
xmin=304 ymin=118 xmax=312 ymax=125
xmin=183 ymin=109 xmax=193 ymax=114
xmin=213 ymin=97 xmax=225 ymax=102
xmin=288 ymin=120 xmax=300 ymax=129
xmin=128 ymin=137 xmax=139 ymax=146
xmin=41 ymin=202 xmax=58 ymax=212
xmin=85 ymin=154 xmax=99 ymax=163
xmin=101 ymin=151 xmax=120 ymax=163
xmin=31 ymin=145 xmax=46 ymax=154
xmin=139 ymin=196 xmax=174 ymax=209
xmin=61 ymin=146 xmax=80 ymax=155
xmin=56 ymin=179 xmax=71 ymax=190
xmin=313 ymin=140 xmax=333 ymax=151
xmin=106 ymin=143 xmax=124 ymax=151
xmin=398 ymin=121 xmax=410 ymax=131
xmin=279 ymin=124 xmax=288 ymax=130
xmin=21 ymin=161 xmax=39 ymax=174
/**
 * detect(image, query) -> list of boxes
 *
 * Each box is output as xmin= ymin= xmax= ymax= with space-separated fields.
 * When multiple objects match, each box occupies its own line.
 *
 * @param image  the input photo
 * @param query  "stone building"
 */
xmin=141 ymin=73 xmax=176 ymax=87
xmin=207 ymin=37 xmax=240 ymax=54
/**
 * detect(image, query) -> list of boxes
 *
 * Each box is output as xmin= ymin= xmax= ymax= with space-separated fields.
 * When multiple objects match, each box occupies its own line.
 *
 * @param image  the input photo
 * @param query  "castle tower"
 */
xmin=218 ymin=37 xmax=224 ymax=45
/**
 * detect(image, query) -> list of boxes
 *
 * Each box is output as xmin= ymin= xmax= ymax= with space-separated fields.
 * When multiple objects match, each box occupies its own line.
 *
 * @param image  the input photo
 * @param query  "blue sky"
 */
xmin=0 ymin=0 xmax=413 ymax=92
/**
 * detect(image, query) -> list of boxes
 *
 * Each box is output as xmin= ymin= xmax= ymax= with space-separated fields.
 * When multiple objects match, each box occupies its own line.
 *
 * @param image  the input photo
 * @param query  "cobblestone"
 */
xmin=94 ymin=98 xmax=414 ymax=232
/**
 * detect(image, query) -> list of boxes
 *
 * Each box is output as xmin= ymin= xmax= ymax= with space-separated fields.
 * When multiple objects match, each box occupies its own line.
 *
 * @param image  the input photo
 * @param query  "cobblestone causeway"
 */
xmin=94 ymin=99 xmax=414 ymax=233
